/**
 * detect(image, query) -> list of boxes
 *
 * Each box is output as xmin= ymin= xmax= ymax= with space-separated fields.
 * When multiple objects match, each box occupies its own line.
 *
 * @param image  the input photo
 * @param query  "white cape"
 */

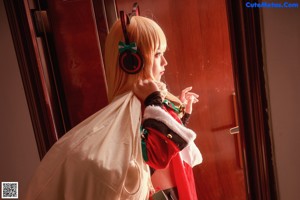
xmin=26 ymin=92 xmax=151 ymax=200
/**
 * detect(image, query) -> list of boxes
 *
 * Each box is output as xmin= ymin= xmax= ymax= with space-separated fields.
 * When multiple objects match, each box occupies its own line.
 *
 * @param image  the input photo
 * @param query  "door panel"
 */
xmin=45 ymin=0 xmax=108 ymax=127
xmin=116 ymin=1 xmax=246 ymax=199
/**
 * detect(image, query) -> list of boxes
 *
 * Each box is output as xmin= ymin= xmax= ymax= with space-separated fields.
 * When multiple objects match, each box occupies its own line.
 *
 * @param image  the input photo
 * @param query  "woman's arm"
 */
xmin=134 ymin=80 xmax=197 ymax=169
xmin=141 ymin=91 xmax=196 ymax=169
xmin=141 ymin=91 xmax=186 ymax=169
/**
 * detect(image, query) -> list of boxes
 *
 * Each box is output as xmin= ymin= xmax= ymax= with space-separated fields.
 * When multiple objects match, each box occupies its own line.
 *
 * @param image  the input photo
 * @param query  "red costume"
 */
xmin=141 ymin=92 xmax=202 ymax=200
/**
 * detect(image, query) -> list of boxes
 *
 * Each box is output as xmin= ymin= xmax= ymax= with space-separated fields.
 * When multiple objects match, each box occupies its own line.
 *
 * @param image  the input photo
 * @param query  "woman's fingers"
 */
xmin=185 ymin=92 xmax=199 ymax=100
xmin=180 ymin=86 xmax=200 ymax=103
xmin=186 ymin=92 xmax=199 ymax=97
xmin=186 ymin=95 xmax=199 ymax=103
xmin=181 ymin=86 xmax=193 ymax=94
xmin=180 ymin=87 xmax=191 ymax=102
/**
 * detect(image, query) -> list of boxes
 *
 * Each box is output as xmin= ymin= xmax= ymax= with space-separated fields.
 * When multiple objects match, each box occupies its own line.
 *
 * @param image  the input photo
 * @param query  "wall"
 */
xmin=261 ymin=5 xmax=300 ymax=200
xmin=0 ymin=1 xmax=40 ymax=199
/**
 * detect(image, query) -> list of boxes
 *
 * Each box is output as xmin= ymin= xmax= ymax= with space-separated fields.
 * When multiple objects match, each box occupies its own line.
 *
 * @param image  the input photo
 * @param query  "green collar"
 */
xmin=163 ymin=99 xmax=183 ymax=113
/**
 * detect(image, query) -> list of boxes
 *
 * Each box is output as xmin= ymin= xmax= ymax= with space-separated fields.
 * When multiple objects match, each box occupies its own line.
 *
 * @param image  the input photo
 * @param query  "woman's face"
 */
xmin=151 ymin=48 xmax=168 ymax=81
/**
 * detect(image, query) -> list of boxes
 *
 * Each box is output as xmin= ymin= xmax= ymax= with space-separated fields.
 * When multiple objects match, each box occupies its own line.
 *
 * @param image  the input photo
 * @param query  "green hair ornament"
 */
xmin=118 ymin=41 xmax=138 ymax=54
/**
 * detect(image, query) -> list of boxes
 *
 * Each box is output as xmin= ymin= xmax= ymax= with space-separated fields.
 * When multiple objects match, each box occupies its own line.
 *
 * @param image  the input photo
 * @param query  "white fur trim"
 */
xmin=143 ymin=106 xmax=196 ymax=144
xmin=180 ymin=142 xmax=203 ymax=167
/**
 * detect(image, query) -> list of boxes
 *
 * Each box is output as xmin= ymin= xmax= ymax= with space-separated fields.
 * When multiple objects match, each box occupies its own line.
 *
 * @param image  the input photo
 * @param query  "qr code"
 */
xmin=1 ymin=182 xmax=18 ymax=199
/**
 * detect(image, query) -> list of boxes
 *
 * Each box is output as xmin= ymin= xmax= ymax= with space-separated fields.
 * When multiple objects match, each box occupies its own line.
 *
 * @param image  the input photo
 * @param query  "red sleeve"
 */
xmin=143 ymin=127 xmax=180 ymax=169
xmin=141 ymin=105 xmax=197 ymax=170
xmin=141 ymin=105 xmax=189 ymax=169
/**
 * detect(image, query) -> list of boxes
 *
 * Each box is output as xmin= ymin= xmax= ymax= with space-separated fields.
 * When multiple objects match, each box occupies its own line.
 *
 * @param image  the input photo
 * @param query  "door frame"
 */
xmin=226 ymin=1 xmax=278 ymax=199
xmin=4 ymin=0 xmax=278 ymax=199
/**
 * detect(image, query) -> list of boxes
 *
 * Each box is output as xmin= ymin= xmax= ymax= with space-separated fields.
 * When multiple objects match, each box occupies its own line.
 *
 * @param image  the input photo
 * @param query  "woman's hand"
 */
xmin=133 ymin=79 xmax=160 ymax=101
xmin=179 ymin=87 xmax=199 ymax=114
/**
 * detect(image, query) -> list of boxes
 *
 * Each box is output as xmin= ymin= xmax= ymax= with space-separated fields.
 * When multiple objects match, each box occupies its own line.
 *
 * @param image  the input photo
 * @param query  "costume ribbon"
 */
xmin=118 ymin=41 xmax=138 ymax=53
xmin=140 ymin=126 xmax=149 ymax=161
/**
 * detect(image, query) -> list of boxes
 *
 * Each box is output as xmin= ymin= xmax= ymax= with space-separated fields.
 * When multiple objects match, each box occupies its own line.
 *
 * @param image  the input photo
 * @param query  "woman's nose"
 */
xmin=162 ymin=55 xmax=168 ymax=66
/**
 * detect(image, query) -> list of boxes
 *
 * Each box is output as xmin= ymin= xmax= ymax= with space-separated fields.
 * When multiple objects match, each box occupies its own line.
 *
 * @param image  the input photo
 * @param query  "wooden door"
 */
xmin=44 ymin=0 xmax=108 ymax=127
xmin=6 ymin=0 xmax=110 ymax=156
xmin=116 ymin=1 xmax=246 ymax=199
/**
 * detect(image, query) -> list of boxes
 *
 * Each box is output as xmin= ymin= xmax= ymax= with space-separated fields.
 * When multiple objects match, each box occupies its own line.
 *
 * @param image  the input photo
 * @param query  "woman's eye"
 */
xmin=155 ymin=52 xmax=162 ymax=57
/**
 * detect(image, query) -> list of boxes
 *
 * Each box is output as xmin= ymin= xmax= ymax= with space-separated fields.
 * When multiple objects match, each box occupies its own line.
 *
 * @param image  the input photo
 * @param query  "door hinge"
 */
xmin=31 ymin=9 xmax=51 ymax=36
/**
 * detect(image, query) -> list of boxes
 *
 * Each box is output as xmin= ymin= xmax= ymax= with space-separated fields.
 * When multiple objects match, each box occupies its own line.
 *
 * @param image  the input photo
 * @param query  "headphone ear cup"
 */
xmin=119 ymin=50 xmax=144 ymax=74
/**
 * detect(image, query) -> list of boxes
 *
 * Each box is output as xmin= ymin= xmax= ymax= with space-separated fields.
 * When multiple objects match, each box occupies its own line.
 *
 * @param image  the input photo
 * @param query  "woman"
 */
xmin=26 ymin=5 xmax=202 ymax=200
xmin=106 ymin=7 xmax=202 ymax=199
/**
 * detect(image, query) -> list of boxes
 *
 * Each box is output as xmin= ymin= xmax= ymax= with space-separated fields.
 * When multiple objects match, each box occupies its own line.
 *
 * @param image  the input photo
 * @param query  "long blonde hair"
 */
xmin=104 ymin=16 xmax=182 ymax=106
